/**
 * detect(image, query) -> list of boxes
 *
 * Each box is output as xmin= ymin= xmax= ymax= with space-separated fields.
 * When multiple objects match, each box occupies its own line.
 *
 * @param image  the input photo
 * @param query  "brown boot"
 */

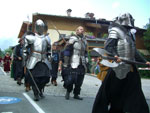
xmin=25 ymin=83 xmax=30 ymax=92
xmin=53 ymin=80 xmax=57 ymax=86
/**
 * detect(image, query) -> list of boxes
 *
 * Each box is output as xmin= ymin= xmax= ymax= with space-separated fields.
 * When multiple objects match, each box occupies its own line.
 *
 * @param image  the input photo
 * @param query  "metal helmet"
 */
xmin=114 ymin=13 xmax=135 ymax=27
xmin=35 ymin=19 xmax=45 ymax=35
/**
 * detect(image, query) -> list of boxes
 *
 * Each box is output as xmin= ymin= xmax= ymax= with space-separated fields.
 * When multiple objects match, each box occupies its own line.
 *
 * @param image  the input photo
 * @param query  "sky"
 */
xmin=0 ymin=0 xmax=150 ymax=50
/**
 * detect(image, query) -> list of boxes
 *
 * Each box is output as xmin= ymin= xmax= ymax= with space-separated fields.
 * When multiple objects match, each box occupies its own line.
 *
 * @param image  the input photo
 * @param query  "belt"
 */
xmin=32 ymin=51 xmax=46 ymax=54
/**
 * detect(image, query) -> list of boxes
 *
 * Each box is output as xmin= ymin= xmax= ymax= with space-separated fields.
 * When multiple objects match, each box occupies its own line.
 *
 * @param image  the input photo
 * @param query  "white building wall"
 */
xmin=48 ymin=29 xmax=75 ymax=44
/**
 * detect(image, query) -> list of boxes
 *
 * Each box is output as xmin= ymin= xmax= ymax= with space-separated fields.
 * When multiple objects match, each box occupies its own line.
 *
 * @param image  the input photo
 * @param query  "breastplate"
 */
xmin=32 ymin=35 xmax=47 ymax=53
xmin=117 ymin=34 xmax=136 ymax=61
xmin=113 ymin=30 xmax=136 ymax=79
xmin=71 ymin=37 xmax=87 ymax=68
xmin=26 ymin=35 xmax=51 ymax=70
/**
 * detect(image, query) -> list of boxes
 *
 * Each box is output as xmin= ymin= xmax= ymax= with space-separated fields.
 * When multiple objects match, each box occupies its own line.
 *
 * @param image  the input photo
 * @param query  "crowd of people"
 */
xmin=0 ymin=13 xmax=150 ymax=113
xmin=0 ymin=20 xmax=88 ymax=102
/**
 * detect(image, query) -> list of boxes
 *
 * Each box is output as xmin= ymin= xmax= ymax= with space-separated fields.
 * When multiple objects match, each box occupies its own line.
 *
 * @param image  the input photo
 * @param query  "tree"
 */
xmin=140 ymin=23 xmax=150 ymax=79
xmin=4 ymin=48 xmax=13 ymax=56
xmin=143 ymin=23 xmax=150 ymax=53
xmin=0 ymin=48 xmax=4 ymax=57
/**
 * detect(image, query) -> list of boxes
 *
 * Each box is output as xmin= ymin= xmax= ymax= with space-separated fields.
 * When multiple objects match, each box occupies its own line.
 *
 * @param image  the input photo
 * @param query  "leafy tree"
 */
xmin=0 ymin=48 xmax=4 ymax=57
xmin=4 ymin=48 xmax=13 ymax=56
xmin=143 ymin=23 xmax=150 ymax=52
xmin=140 ymin=23 xmax=150 ymax=79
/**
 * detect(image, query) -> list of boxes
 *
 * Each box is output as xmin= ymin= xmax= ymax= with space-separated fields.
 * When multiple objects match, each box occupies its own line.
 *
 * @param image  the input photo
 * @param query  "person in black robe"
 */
xmin=92 ymin=13 xmax=150 ymax=113
xmin=14 ymin=38 xmax=24 ymax=85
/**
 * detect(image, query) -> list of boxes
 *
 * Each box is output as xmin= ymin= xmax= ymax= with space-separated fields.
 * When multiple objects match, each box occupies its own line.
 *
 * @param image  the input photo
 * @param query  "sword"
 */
xmin=92 ymin=48 xmax=150 ymax=67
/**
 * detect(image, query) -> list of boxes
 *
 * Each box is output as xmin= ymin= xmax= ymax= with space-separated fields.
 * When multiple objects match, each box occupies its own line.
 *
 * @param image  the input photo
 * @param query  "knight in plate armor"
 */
xmin=59 ymin=26 xmax=88 ymax=100
xmin=92 ymin=13 xmax=150 ymax=113
xmin=23 ymin=19 xmax=51 ymax=101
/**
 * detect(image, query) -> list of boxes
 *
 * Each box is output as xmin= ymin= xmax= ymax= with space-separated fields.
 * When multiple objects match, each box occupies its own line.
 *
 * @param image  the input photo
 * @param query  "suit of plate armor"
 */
xmin=23 ymin=19 xmax=51 ymax=101
xmin=107 ymin=13 xmax=136 ymax=79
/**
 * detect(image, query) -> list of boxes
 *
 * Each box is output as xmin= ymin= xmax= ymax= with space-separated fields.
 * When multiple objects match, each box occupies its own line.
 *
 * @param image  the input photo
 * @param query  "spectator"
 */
xmin=3 ymin=52 xmax=11 ymax=73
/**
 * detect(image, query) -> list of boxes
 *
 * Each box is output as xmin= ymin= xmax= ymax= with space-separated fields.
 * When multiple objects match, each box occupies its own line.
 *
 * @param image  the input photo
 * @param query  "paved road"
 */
xmin=0 ymin=67 xmax=150 ymax=113
xmin=0 ymin=67 xmax=101 ymax=113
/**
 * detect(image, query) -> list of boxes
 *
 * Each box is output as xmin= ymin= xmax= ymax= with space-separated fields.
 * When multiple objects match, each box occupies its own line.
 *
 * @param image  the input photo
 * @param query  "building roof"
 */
xmin=33 ymin=13 xmax=146 ymax=31
xmin=33 ymin=13 xmax=111 ymax=25
xmin=18 ymin=13 xmax=146 ymax=38
xmin=18 ymin=21 xmax=32 ymax=38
